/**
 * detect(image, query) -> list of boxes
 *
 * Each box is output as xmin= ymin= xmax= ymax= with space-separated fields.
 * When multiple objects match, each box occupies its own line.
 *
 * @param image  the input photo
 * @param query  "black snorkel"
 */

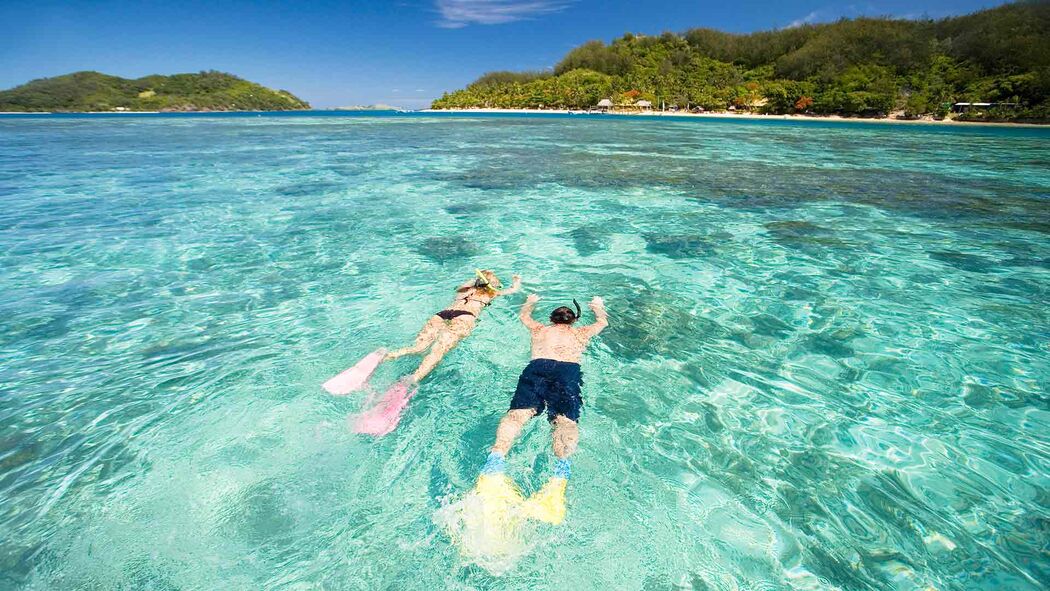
xmin=549 ymin=299 xmax=583 ymax=325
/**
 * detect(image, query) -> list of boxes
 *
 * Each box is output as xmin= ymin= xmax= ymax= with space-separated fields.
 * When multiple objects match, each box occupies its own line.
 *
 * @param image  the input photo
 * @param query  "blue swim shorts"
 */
xmin=509 ymin=358 xmax=583 ymax=422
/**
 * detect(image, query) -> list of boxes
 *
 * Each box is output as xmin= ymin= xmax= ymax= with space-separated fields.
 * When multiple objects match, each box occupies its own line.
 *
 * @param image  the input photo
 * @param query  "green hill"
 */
xmin=432 ymin=1 xmax=1050 ymax=122
xmin=0 ymin=71 xmax=310 ymax=112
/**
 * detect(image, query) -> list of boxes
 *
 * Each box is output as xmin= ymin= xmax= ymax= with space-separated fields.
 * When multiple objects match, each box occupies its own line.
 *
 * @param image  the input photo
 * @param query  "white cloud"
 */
xmin=435 ymin=0 xmax=572 ymax=28
xmin=786 ymin=10 xmax=821 ymax=28
xmin=784 ymin=4 xmax=883 ymax=28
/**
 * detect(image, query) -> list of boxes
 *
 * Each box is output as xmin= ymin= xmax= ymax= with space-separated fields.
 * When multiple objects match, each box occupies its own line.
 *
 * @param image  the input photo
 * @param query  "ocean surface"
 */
xmin=0 ymin=111 xmax=1047 ymax=590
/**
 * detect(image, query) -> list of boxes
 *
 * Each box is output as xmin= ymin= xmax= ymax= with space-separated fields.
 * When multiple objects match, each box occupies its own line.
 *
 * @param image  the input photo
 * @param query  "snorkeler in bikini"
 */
xmin=326 ymin=269 xmax=521 ymax=437
xmin=386 ymin=269 xmax=522 ymax=384
xmin=475 ymin=293 xmax=608 ymax=524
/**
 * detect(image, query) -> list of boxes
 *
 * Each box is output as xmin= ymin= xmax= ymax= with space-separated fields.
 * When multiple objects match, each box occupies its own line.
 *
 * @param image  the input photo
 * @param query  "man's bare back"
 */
xmin=520 ymin=294 xmax=608 ymax=363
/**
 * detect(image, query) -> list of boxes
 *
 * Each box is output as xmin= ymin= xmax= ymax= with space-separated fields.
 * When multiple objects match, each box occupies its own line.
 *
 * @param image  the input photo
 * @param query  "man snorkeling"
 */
xmin=475 ymin=293 xmax=608 ymax=524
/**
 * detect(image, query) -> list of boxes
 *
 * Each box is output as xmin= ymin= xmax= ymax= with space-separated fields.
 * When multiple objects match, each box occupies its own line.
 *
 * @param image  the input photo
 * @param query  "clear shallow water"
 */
xmin=0 ymin=112 xmax=1048 ymax=590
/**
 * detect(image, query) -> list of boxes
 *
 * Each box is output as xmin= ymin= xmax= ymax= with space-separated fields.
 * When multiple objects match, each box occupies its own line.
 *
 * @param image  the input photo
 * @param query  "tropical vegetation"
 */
xmin=0 ymin=71 xmax=310 ymax=112
xmin=432 ymin=1 xmax=1050 ymax=122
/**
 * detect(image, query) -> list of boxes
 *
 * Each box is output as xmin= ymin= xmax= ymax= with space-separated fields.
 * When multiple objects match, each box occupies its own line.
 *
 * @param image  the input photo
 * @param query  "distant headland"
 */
xmin=432 ymin=2 xmax=1049 ymax=124
xmin=0 ymin=71 xmax=310 ymax=113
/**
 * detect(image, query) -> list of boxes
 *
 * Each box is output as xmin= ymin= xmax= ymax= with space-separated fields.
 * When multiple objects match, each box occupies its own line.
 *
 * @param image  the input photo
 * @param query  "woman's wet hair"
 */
xmin=457 ymin=270 xmax=499 ymax=294
xmin=549 ymin=306 xmax=578 ymax=325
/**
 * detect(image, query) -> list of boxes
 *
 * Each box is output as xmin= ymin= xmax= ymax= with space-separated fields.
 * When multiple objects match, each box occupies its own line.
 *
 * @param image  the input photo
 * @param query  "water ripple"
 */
xmin=0 ymin=114 xmax=1047 ymax=589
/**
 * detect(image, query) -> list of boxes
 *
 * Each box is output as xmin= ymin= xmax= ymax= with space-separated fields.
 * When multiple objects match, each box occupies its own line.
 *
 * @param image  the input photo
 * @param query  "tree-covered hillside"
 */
xmin=0 ymin=71 xmax=310 ymax=112
xmin=432 ymin=1 xmax=1050 ymax=122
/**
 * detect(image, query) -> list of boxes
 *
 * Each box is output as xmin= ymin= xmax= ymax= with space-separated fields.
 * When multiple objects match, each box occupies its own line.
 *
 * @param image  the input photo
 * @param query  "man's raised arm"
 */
xmin=520 ymin=293 xmax=542 ymax=330
xmin=579 ymin=296 xmax=609 ymax=339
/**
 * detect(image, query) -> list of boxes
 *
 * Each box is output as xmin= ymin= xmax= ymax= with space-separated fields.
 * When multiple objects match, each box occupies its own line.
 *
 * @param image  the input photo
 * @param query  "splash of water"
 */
xmin=433 ymin=481 xmax=539 ymax=575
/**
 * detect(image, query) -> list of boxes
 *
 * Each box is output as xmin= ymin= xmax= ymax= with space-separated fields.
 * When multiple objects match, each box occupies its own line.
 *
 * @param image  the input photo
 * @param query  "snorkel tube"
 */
xmin=473 ymin=268 xmax=502 ymax=291
xmin=571 ymin=299 xmax=582 ymax=321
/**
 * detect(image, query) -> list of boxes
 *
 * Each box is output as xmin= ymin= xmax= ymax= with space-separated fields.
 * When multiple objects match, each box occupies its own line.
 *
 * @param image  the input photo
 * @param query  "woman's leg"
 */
xmin=386 ymin=316 xmax=443 ymax=360
xmin=410 ymin=318 xmax=475 ymax=382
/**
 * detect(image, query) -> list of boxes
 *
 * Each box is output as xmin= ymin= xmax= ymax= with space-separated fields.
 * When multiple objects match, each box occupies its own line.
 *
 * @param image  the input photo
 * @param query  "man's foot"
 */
xmin=553 ymin=458 xmax=571 ymax=479
xmin=481 ymin=451 xmax=507 ymax=474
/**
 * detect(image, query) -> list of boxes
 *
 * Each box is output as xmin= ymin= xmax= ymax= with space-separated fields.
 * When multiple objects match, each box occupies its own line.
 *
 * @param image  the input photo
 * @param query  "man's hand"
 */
xmin=583 ymin=296 xmax=609 ymax=336
xmin=520 ymin=293 xmax=542 ymax=330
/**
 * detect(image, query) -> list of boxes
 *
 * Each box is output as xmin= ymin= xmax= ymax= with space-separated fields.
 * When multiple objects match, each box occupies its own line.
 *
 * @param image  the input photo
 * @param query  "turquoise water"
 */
xmin=1 ymin=112 xmax=1047 ymax=590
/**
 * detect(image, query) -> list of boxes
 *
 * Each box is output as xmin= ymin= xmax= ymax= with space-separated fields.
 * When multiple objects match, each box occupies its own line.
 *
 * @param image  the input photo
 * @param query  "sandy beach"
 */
xmin=2 ymin=108 xmax=1042 ymax=127
xmin=424 ymin=107 xmax=1045 ymax=127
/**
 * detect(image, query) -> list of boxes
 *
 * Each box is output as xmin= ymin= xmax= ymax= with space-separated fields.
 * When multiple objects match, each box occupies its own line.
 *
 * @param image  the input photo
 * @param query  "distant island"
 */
xmin=0 ymin=71 xmax=310 ymax=112
xmin=432 ymin=1 xmax=1049 ymax=123
xmin=334 ymin=104 xmax=403 ymax=111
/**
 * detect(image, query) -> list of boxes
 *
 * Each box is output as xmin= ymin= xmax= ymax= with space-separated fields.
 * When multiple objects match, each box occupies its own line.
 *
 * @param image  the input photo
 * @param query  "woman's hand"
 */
xmin=498 ymin=274 xmax=523 ymax=296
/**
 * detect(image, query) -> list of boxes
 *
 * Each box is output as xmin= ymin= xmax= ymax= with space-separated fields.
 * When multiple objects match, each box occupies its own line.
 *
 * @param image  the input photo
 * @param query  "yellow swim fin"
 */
xmin=473 ymin=473 xmax=526 ymax=529
xmin=522 ymin=477 xmax=568 ymax=525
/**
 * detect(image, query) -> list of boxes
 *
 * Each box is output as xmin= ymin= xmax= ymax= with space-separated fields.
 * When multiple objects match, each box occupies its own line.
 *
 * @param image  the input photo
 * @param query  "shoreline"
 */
xmin=0 ymin=109 xmax=308 ymax=115
xmin=2 ymin=108 xmax=1044 ymax=127
xmin=423 ymin=107 xmax=1046 ymax=127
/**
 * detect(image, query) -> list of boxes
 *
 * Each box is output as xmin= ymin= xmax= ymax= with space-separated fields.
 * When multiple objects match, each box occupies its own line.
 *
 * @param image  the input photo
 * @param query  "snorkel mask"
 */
xmin=473 ymin=268 xmax=501 ymax=290
xmin=550 ymin=299 xmax=583 ymax=324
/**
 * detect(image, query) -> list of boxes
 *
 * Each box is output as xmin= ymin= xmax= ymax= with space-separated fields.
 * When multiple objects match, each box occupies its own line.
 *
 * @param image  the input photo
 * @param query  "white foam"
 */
xmin=432 ymin=489 xmax=537 ymax=575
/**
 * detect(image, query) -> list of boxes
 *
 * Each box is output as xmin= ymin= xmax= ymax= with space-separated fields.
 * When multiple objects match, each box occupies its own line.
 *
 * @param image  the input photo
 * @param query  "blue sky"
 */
xmin=0 ymin=0 xmax=1010 ymax=108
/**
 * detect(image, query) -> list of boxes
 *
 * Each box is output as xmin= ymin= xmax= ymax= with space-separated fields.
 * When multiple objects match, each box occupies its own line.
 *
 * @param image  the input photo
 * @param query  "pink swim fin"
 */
xmin=352 ymin=378 xmax=417 ymax=436
xmin=322 ymin=348 xmax=386 ymax=395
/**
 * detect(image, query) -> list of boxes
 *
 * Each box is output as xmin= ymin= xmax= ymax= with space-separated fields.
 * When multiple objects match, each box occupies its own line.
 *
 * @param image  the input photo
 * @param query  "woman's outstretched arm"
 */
xmin=497 ymin=274 xmax=522 ymax=296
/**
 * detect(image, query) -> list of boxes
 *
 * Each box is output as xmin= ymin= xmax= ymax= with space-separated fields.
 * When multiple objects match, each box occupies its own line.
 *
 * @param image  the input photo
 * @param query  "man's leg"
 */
xmin=551 ymin=415 xmax=579 ymax=459
xmin=480 ymin=409 xmax=536 ymax=475
xmin=522 ymin=414 xmax=575 ymax=524
xmin=492 ymin=409 xmax=536 ymax=455
xmin=523 ymin=366 xmax=580 ymax=524
xmin=550 ymin=414 xmax=578 ymax=479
